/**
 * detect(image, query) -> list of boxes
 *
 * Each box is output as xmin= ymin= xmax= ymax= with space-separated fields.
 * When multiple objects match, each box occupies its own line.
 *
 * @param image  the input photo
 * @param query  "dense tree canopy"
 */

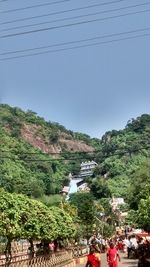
xmin=137 ymin=197 xmax=150 ymax=232
xmin=1 ymin=104 xmax=150 ymax=201
xmin=69 ymin=192 xmax=96 ymax=225
xmin=128 ymin=159 xmax=150 ymax=210
xmin=0 ymin=104 xmax=150 ymax=235
xmin=107 ymin=175 xmax=130 ymax=199
xmin=89 ymin=178 xmax=111 ymax=199
xmin=0 ymin=190 xmax=76 ymax=250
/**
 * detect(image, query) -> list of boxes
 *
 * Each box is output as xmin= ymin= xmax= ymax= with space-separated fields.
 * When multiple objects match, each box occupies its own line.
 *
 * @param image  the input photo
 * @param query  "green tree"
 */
xmin=107 ymin=175 xmax=130 ymax=199
xmin=0 ymin=190 xmax=25 ymax=265
xmin=137 ymin=197 xmax=150 ymax=232
xmin=0 ymin=190 xmax=76 ymax=265
xmin=69 ymin=192 xmax=96 ymax=226
xmin=49 ymin=206 xmax=76 ymax=239
xmin=98 ymin=198 xmax=112 ymax=216
xmin=125 ymin=210 xmax=138 ymax=226
xmin=40 ymin=194 xmax=62 ymax=207
xmin=128 ymin=159 xmax=150 ymax=209
xmin=89 ymin=178 xmax=111 ymax=199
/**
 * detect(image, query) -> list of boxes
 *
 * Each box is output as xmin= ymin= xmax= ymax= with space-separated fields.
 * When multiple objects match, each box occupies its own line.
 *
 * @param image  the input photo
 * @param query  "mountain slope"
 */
xmin=0 ymin=104 xmax=150 ymax=200
xmin=0 ymin=104 xmax=99 ymax=154
xmin=0 ymin=104 xmax=100 ymax=198
xmin=91 ymin=114 xmax=150 ymax=198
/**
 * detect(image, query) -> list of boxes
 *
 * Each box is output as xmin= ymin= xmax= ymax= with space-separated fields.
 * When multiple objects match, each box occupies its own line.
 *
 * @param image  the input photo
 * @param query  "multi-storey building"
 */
xmin=80 ymin=160 xmax=98 ymax=177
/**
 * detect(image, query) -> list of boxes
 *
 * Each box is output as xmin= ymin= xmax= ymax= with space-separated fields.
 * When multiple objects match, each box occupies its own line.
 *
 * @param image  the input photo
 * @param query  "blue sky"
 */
xmin=1 ymin=0 xmax=150 ymax=138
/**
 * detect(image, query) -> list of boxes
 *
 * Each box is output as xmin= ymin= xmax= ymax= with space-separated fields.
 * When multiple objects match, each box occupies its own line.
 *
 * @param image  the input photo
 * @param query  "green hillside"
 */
xmin=0 ymin=104 xmax=100 ymax=199
xmin=0 ymin=104 xmax=150 ymax=202
xmin=90 ymin=114 xmax=150 ymax=199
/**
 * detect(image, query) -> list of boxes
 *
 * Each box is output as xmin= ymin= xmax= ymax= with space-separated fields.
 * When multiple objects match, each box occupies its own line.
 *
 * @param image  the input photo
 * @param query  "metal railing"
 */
xmin=0 ymin=250 xmax=73 ymax=267
xmin=0 ymin=239 xmax=88 ymax=267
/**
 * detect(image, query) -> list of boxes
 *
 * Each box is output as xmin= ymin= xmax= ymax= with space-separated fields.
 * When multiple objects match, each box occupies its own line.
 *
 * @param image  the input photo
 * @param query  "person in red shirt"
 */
xmin=107 ymin=242 xmax=120 ymax=267
xmin=85 ymin=247 xmax=101 ymax=267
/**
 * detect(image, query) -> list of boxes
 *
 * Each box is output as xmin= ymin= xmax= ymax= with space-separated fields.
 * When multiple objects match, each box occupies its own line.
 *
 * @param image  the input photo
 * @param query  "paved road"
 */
xmin=76 ymin=253 xmax=138 ymax=267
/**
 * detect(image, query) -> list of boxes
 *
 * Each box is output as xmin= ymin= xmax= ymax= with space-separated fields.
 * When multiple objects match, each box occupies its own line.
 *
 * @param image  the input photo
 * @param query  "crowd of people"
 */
xmin=29 ymin=230 xmax=150 ymax=266
xmin=84 ymin=232 xmax=150 ymax=267
xmin=85 ymin=234 xmax=120 ymax=267
xmin=116 ymin=234 xmax=150 ymax=266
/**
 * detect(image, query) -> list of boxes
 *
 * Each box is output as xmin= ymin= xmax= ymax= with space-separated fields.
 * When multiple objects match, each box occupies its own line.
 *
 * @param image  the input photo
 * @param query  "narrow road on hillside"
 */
xmin=76 ymin=253 xmax=138 ymax=267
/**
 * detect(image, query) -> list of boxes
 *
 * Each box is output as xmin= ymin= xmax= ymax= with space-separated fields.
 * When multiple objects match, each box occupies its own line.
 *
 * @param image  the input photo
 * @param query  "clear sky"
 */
xmin=1 ymin=0 xmax=150 ymax=138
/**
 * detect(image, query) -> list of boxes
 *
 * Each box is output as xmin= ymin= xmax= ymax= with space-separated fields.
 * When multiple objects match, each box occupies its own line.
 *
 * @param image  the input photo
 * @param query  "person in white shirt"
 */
xmin=126 ymin=237 xmax=132 ymax=258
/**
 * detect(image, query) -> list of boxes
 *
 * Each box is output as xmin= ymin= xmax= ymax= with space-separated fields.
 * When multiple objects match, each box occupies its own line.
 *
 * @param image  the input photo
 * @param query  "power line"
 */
xmin=1 ymin=0 xmax=71 ymax=13
xmin=0 ymin=0 xmax=14 ymax=2
xmin=0 ymin=0 xmax=135 ymax=25
xmin=0 ymin=149 xmax=95 ymax=155
xmin=1 ymin=32 xmax=150 ymax=61
xmin=1 ymin=8 xmax=150 ymax=39
xmin=1 ymin=145 xmax=150 ymax=162
xmin=1 ymin=30 xmax=150 ymax=61
xmin=1 ymin=144 xmax=149 ymax=156
xmin=0 ymin=156 xmax=95 ymax=162
xmin=2 ymin=2 xmax=150 ymax=33
xmin=1 ymin=26 xmax=150 ymax=56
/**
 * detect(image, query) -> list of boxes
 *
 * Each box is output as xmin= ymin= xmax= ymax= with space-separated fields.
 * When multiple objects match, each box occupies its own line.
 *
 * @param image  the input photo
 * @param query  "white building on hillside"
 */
xmin=80 ymin=161 xmax=98 ymax=177
xmin=111 ymin=197 xmax=125 ymax=211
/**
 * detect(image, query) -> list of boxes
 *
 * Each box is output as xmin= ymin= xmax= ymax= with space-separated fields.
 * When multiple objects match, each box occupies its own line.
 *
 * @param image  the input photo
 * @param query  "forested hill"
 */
xmin=0 ymin=104 xmax=100 ymax=199
xmin=0 ymin=104 xmax=99 ymax=153
xmin=0 ymin=104 xmax=150 ymax=200
xmin=90 ymin=114 xmax=150 ymax=200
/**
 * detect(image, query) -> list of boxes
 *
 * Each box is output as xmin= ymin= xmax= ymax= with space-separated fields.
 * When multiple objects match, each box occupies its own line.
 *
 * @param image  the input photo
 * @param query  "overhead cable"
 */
xmin=1 ymin=143 xmax=149 ymax=156
xmin=1 ymin=31 xmax=150 ymax=61
xmin=0 ymin=150 xmax=95 ymax=155
xmin=1 ymin=8 xmax=150 ymax=39
xmin=2 ymin=2 xmax=150 ymax=33
xmin=0 ymin=145 xmax=150 ymax=162
xmin=0 ymin=0 xmax=12 ymax=2
xmin=1 ymin=0 xmax=71 ymax=13
xmin=1 ymin=0 xmax=134 ymax=25
xmin=1 ymin=26 xmax=150 ymax=57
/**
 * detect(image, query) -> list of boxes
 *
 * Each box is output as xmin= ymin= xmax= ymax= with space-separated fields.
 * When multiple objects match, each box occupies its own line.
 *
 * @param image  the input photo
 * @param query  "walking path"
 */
xmin=76 ymin=253 xmax=138 ymax=267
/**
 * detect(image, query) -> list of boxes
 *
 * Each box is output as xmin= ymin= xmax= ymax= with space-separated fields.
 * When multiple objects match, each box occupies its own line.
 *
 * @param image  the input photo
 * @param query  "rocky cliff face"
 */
xmin=21 ymin=123 xmax=95 ymax=154
xmin=0 ymin=104 xmax=96 ymax=155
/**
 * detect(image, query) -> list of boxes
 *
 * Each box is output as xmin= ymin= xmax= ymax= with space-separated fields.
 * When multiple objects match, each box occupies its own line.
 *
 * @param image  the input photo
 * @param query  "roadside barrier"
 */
xmin=74 ymin=255 xmax=87 ymax=265
xmin=0 ymin=250 xmax=74 ymax=267
xmin=0 ymin=245 xmax=88 ymax=266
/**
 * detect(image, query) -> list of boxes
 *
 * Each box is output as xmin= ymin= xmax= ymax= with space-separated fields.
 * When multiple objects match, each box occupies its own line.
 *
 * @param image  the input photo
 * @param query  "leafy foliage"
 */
xmin=128 ymin=159 xmax=150 ymax=210
xmin=98 ymin=198 xmax=112 ymax=216
xmin=0 ymin=189 xmax=76 ymax=262
xmin=89 ymin=178 xmax=111 ymax=199
xmin=125 ymin=210 xmax=138 ymax=226
xmin=0 ymin=104 xmax=100 ymax=197
xmin=69 ymin=192 xmax=96 ymax=225
xmin=0 ymin=104 xmax=150 ymax=233
xmin=40 ymin=194 xmax=62 ymax=207
xmin=137 ymin=197 xmax=150 ymax=232
xmin=126 ymin=159 xmax=150 ymax=230
xmin=107 ymin=175 xmax=130 ymax=199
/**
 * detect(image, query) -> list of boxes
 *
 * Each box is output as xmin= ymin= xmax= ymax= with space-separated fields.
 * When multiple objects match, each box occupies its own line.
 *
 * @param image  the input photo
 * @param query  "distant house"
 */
xmin=110 ymin=197 xmax=125 ymax=211
xmin=77 ymin=182 xmax=90 ymax=192
xmin=61 ymin=172 xmax=91 ymax=198
xmin=80 ymin=161 xmax=98 ymax=177
xmin=60 ymin=186 xmax=70 ymax=196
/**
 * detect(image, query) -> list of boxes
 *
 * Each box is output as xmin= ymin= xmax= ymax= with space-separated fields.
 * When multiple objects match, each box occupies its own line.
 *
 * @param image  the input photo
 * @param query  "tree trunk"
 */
xmin=29 ymin=239 xmax=34 ymax=258
xmin=5 ymin=238 xmax=12 ymax=267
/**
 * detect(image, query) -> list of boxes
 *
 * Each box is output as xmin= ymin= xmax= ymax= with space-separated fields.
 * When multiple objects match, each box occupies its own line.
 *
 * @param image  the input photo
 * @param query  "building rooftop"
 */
xmin=61 ymin=186 xmax=70 ymax=194
xmin=80 ymin=161 xmax=97 ymax=166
